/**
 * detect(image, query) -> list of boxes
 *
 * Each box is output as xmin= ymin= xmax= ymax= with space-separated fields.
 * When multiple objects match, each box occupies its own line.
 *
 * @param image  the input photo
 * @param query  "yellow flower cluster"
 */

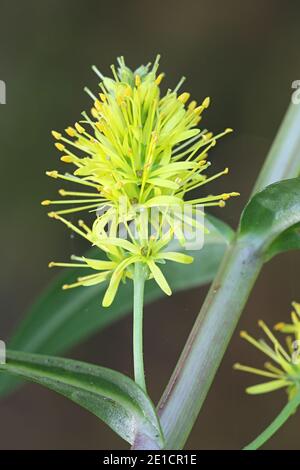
xmin=43 ymin=56 xmax=238 ymax=306
xmin=234 ymin=302 xmax=300 ymax=400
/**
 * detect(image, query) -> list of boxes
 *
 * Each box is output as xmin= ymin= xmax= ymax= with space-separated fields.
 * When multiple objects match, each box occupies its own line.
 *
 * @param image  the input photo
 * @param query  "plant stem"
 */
xmin=151 ymin=100 xmax=300 ymax=450
xmin=244 ymin=390 xmax=300 ymax=450
xmin=157 ymin=238 xmax=262 ymax=449
xmin=133 ymin=262 xmax=146 ymax=392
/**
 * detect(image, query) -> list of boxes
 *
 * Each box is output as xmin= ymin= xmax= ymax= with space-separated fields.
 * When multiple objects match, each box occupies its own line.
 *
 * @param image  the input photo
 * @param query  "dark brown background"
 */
xmin=0 ymin=0 xmax=300 ymax=450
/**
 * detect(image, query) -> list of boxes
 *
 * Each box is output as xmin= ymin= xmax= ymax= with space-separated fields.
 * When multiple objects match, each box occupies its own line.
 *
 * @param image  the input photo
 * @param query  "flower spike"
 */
xmin=44 ymin=56 xmax=238 ymax=306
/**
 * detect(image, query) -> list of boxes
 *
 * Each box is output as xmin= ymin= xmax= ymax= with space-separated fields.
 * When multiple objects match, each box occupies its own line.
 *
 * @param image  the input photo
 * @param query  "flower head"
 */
xmin=44 ymin=56 xmax=238 ymax=306
xmin=43 ymin=55 xmax=238 ymax=221
xmin=234 ymin=302 xmax=300 ymax=401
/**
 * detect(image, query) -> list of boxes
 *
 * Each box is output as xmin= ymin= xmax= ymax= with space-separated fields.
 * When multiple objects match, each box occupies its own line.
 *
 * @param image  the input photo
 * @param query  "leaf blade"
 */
xmin=239 ymin=177 xmax=300 ymax=256
xmin=0 ymin=350 xmax=164 ymax=447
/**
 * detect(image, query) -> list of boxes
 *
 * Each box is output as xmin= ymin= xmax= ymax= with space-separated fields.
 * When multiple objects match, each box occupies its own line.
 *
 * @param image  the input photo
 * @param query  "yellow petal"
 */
xmin=156 ymin=252 xmax=194 ymax=264
xmin=246 ymin=379 xmax=288 ymax=395
xmin=147 ymin=260 xmax=171 ymax=296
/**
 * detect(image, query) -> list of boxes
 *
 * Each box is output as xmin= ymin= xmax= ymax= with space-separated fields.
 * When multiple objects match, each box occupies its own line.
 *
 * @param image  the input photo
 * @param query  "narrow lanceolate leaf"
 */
xmin=239 ymin=177 xmax=300 ymax=257
xmin=0 ymin=350 xmax=164 ymax=448
xmin=0 ymin=215 xmax=233 ymax=396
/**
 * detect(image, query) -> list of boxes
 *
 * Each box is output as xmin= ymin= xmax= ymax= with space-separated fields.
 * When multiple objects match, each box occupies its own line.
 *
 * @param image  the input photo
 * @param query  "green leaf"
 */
xmin=239 ymin=177 xmax=300 ymax=257
xmin=265 ymin=223 xmax=300 ymax=261
xmin=0 ymin=350 xmax=164 ymax=448
xmin=0 ymin=215 xmax=233 ymax=396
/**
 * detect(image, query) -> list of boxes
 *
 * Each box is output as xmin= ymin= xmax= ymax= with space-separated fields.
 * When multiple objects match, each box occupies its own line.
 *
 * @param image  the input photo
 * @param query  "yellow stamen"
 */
xmin=46 ymin=170 xmax=58 ymax=178
xmin=49 ymin=261 xmax=87 ymax=268
xmin=43 ymin=198 xmax=102 ymax=205
xmin=178 ymin=92 xmax=190 ymax=104
xmin=264 ymin=362 xmax=284 ymax=375
xmin=240 ymin=330 xmax=281 ymax=364
xmin=47 ymin=202 xmax=102 ymax=215
xmin=258 ymin=320 xmax=290 ymax=361
xmin=291 ymin=311 xmax=299 ymax=324
xmin=133 ymin=75 xmax=140 ymax=87
xmin=155 ymin=73 xmax=164 ymax=85
xmin=274 ymin=322 xmax=285 ymax=331
xmin=46 ymin=171 xmax=100 ymax=189
xmin=94 ymin=100 xmax=102 ymax=111
xmin=55 ymin=143 xmax=65 ymax=151
xmin=60 ymin=156 xmax=73 ymax=163
xmin=75 ymin=122 xmax=85 ymax=134
xmin=91 ymin=107 xmax=98 ymax=118
xmin=78 ymin=219 xmax=91 ymax=232
xmin=65 ymin=127 xmax=76 ymax=137
xmin=202 ymin=97 xmax=210 ymax=108
xmin=233 ymin=363 xmax=280 ymax=379
xmin=203 ymin=132 xmax=213 ymax=141
xmin=188 ymin=100 xmax=197 ymax=110
xmin=292 ymin=302 xmax=300 ymax=316
xmin=221 ymin=191 xmax=240 ymax=200
xmin=124 ymin=86 xmax=132 ymax=97
xmin=194 ymin=105 xmax=204 ymax=115
xmin=47 ymin=213 xmax=91 ymax=241
xmin=52 ymin=130 xmax=62 ymax=140
xmin=58 ymin=189 xmax=102 ymax=198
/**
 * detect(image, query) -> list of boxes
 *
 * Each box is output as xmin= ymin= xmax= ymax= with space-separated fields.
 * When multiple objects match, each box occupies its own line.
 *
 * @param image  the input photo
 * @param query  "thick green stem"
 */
xmin=154 ymin=101 xmax=300 ymax=450
xmin=133 ymin=262 xmax=146 ymax=392
xmin=157 ymin=239 xmax=262 ymax=449
xmin=244 ymin=389 xmax=300 ymax=450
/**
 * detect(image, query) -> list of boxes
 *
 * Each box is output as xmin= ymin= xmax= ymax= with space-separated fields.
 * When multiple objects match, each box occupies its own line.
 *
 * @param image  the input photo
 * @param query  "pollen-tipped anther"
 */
xmin=202 ymin=97 xmax=210 ymax=108
xmin=75 ymin=122 xmax=85 ymax=134
xmin=61 ymin=156 xmax=73 ymax=163
xmin=65 ymin=127 xmax=76 ymax=137
xmin=52 ymin=130 xmax=62 ymax=140
xmin=48 ymin=211 xmax=58 ymax=218
xmin=55 ymin=143 xmax=65 ymax=151
xmin=46 ymin=170 xmax=58 ymax=178
xmin=178 ymin=92 xmax=190 ymax=104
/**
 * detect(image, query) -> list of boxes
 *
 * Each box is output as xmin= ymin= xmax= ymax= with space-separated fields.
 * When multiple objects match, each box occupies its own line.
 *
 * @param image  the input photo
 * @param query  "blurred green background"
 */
xmin=1 ymin=0 xmax=300 ymax=450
